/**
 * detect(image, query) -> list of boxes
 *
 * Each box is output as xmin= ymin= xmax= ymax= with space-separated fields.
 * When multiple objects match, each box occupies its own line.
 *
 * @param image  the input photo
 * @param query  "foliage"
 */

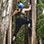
xmin=36 ymin=0 xmax=44 ymax=44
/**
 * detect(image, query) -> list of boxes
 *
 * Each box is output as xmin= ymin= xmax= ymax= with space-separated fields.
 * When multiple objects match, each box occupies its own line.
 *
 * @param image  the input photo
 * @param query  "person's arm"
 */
xmin=23 ymin=5 xmax=31 ymax=12
xmin=12 ymin=10 xmax=17 ymax=16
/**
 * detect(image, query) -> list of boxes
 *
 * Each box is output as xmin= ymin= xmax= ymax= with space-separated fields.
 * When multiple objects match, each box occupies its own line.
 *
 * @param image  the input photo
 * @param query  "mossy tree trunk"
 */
xmin=7 ymin=0 xmax=13 ymax=44
xmin=0 ymin=0 xmax=8 ymax=44
xmin=0 ymin=0 xmax=13 ymax=44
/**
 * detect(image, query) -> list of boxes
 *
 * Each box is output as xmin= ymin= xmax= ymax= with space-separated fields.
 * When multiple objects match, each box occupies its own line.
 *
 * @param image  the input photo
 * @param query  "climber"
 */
xmin=12 ymin=1 xmax=32 ymax=43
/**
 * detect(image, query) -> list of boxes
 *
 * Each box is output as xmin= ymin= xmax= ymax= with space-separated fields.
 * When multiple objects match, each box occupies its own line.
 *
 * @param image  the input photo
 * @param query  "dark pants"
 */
xmin=13 ymin=17 xmax=32 ymax=36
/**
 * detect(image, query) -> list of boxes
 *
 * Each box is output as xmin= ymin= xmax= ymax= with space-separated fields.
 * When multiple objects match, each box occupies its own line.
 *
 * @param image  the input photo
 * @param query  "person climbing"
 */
xmin=12 ymin=1 xmax=32 ymax=43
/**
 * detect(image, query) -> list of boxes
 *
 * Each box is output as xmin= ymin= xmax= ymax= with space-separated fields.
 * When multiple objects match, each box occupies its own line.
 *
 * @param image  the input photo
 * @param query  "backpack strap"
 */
xmin=17 ymin=8 xmax=22 ymax=12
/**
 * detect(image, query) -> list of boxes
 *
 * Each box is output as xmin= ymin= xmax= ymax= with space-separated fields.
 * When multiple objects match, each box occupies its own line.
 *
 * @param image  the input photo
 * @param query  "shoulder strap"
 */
xmin=17 ymin=8 xmax=22 ymax=12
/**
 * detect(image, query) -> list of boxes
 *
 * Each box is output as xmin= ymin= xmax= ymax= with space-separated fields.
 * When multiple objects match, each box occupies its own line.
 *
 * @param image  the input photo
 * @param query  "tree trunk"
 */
xmin=7 ymin=0 xmax=13 ymax=44
xmin=32 ymin=0 xmax=37 ymax=44
xmin=0 ymin=0 xmax=9 ymax=44
xmin=0 ymin=0 xmax=13 ymax=44
xmin=0 ymin=8 xmax=3 ymax=44
xmin=8 ymin=16 xmax=12 ymax=44
xmin=13 ymin=0 xmax=17 ymax=11
xmin=39 ymin=36 xmax=42 ymax=44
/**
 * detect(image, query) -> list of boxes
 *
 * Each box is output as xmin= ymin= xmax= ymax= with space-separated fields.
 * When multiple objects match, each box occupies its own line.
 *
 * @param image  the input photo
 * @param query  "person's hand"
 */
xmin=27 ymin=2 xmax=31 ymax=7
xmin=28 ymin=2 xmax=30 ymax=6
xmin=28 ymin=2 xmax=30 ymax=5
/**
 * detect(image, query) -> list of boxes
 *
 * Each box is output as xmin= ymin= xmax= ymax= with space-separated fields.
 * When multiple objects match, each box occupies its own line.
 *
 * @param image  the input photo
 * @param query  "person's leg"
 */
xmin=20 ymin=18 xmax=32 ymax=36
xmin=12 ymin=18 xmax=32 ymax=42
xmin=23 ymin=18 xmax=32 ymax=33
xmin=22 ymin=18 xmax=32 ymax=28
xmin=12 ymin=18 xmax=23 ymax=43
xmin=12 ymin=24 xmax=21 ymax=40
xmin=27 ymin=19 xmax=32 ymax=28
xmin=27 ymin=19 xmax=32 ymax=36
xmin=19 ymin=18 xmax=31 ymax=32
xmin=28 ymin=23 xmax=31 ymax=27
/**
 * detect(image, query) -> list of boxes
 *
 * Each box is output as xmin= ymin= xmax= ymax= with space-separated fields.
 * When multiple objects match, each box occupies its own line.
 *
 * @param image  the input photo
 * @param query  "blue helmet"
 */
xmin=18 ymin=3 xmax=23 ymax=8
